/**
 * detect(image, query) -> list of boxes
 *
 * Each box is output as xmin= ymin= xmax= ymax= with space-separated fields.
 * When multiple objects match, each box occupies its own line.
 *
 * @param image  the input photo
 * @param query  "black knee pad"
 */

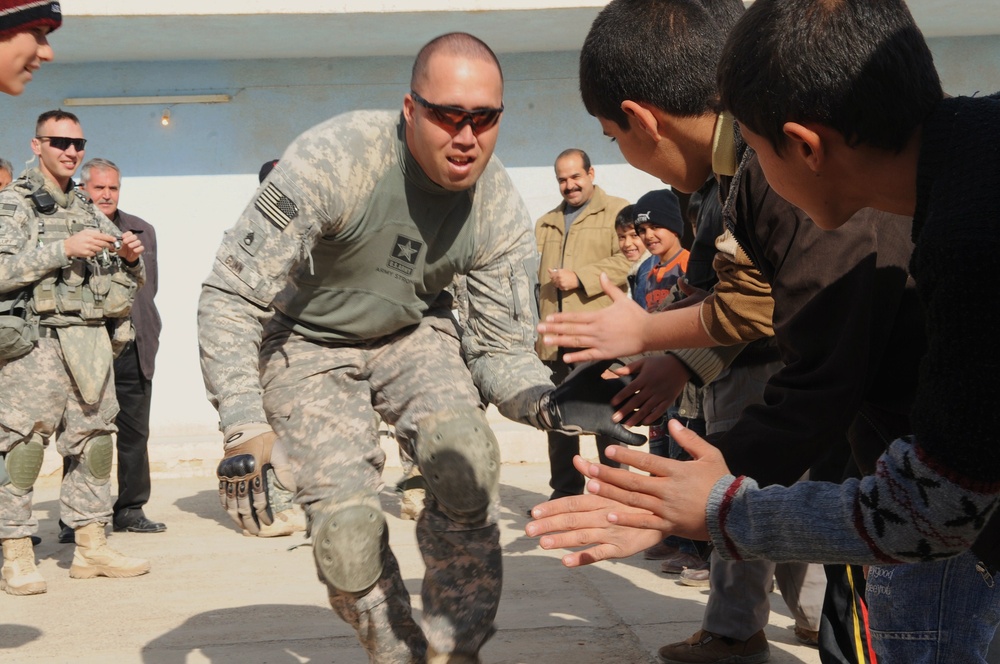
xmin=416 ymin=408 xmax=499 ymax=524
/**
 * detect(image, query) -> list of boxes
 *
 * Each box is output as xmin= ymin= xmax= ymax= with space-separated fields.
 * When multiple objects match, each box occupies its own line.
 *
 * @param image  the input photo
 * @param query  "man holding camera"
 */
xmin=0 ymin=110 xmax=150 ymax=595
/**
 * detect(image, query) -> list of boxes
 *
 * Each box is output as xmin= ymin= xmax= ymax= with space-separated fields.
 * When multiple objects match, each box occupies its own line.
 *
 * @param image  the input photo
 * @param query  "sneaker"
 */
xmin=659 ymin=629 xmax=769 ymax=664
xmin=793 ymin=626 xmax=819 ymax=647
xmin=644 ymin=540 xmax=681 ymax=560
xmin=679 ymin=566 xmax=710 ymax=587
xmin=660 ymin=551 xmax=708 ymax=574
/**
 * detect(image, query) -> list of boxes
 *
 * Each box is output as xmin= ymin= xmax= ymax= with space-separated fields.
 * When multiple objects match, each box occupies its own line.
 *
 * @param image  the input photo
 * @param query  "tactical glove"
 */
xmin=217 ymin=423 xmax=276 ymax=535
xmin=539 ymin=359 xmax=647 ymax=446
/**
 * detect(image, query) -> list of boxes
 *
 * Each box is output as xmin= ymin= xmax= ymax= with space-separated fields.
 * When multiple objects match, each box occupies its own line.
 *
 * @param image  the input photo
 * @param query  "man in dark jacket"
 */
xmin=81 ymin=158 xmax=164 ymax=535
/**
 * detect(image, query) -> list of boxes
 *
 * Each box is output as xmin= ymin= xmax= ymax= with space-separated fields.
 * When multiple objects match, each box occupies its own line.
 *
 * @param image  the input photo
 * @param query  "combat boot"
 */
xmin=1 ymin=537 xmax=46 ymax=595
xmin=396 ymin=470 xmax=426 ymax=521
xmin=400 ymin=486 xmax=425 ymax=521
xmin=69 ymin=523 xmax=151 ymax=579
xmin=242 ymin=506 xmax=307 ymax=538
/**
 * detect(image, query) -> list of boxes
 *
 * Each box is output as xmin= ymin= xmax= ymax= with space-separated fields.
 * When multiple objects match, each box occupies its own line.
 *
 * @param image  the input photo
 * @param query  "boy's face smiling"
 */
xmin=636 ymin=223 xmax=680 ymax=259
xmin=616 ymin=227 xmax=645 ymax=262
xmin=0 ymin=27 xmax=53 ymax=96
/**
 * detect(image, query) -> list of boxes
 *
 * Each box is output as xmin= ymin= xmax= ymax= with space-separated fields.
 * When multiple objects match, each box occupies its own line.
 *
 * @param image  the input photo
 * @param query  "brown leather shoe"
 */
xmin=658 ymin=629 xmax=769 ymax=664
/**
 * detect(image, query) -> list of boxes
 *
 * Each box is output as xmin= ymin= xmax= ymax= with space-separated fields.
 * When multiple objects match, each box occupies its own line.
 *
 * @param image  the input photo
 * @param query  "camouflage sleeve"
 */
xmin=198 ymin=112 xmax=395 ymax=431
xmin=463 ymin=161 xmax=554 ymax=427
xmin=92 ymin=204 xmax=146 ymax=289
xmin=0 ymin=195 xmax=70 ymax=294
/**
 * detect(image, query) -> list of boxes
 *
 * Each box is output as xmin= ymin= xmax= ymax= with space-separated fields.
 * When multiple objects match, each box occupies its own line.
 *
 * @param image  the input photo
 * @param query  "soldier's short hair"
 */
xmin=0 ymin=158 xmax=12 ymax=176
xmin=35 ymin=109 xmax=80 ymax=133
xmin=410 ymin=32 xmax=503 ymax=91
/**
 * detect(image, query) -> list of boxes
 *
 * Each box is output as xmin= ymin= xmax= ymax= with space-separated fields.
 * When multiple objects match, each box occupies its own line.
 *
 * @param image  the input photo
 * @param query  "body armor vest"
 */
xmin=29 ymin=188 xmax=135 ymax=323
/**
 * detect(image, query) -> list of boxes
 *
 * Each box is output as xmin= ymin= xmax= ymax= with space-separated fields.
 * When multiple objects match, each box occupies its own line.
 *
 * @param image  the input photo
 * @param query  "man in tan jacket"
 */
xmin=535 ymin=148 xmax=630 ymax=498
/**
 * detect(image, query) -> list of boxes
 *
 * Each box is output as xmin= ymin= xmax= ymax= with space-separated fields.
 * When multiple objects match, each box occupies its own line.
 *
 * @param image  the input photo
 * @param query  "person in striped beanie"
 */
xmin=0 ymin=0 xmax=60 ymax=95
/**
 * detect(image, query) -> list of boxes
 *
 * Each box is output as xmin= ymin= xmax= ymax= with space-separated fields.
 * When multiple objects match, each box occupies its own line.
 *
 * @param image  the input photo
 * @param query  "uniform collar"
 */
xmin=396 ymin=114 xmax=471 ymax=197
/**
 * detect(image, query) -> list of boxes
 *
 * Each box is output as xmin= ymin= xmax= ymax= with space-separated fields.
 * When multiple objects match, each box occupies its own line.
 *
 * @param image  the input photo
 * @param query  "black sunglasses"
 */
xmin=36 ymin=136 xmax=87 ymax=151
xmin=410 ymin=91 xmax=504 ymax=134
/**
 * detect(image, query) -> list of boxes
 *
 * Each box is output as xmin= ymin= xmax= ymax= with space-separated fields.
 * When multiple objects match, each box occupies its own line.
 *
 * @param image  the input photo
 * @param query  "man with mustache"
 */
xmin=535 ymin=148 xmax=630 ymax=501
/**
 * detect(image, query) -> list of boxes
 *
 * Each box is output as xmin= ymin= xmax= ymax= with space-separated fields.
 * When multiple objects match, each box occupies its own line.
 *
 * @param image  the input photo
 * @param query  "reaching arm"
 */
xmin=537 ymin=273 xmax=717 ymax=363
xmin=528 ymin=423 xmax=1000 ymax=567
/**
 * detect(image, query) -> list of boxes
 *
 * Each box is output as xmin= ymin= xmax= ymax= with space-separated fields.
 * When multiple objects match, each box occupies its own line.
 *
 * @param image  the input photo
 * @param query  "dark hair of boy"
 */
xmin=614 ymin=203 xmax=636 ymax=231
xmin=579 ymin=0 xmax=744 ymax=127
xmin=718 ymin=0 xmax=943 ymax=154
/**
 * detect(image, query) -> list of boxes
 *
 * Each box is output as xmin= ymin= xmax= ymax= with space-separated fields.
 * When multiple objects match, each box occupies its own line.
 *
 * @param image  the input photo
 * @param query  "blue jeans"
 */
xmin=866 ymin=550 xmax=1000 ymax=663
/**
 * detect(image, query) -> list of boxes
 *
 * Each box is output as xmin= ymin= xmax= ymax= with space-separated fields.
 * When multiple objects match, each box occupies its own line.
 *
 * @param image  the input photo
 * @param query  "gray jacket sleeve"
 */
xmin=706 ymin=437 xmax=999 ymax=565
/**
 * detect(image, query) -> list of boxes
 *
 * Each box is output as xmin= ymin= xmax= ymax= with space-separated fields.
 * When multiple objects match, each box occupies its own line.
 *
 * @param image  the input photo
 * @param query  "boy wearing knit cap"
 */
xmin=0 ymin=1 xmax=60 ymax=95
xmin=632 ymin=188 xmax=687 ymax=312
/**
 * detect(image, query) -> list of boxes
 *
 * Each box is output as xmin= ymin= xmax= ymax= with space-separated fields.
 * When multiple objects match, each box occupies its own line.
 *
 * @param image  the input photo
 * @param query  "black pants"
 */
xmin=544 ymin=355 xmax=619 ymax=500
xmin=111 ymin=343 xmax=153 ymax=516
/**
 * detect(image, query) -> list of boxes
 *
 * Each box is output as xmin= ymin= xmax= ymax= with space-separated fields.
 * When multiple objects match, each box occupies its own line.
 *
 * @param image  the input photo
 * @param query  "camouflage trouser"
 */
xmin=0 ymin=338 xmax=118 ymax=539
xmin=260 ymin=310 xmax=501 ymax=663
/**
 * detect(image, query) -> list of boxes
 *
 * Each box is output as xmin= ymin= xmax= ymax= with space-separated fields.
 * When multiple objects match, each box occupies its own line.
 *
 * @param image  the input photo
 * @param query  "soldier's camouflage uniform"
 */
xmin=199 ymin=111 xmax=554 ymax=661
xmin=0 ymin=169 xmax=144 ymax=539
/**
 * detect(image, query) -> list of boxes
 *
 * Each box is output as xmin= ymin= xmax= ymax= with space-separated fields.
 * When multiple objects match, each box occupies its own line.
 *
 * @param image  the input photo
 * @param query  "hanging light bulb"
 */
xmin=161 ymin=109 xmax=171 ymax=126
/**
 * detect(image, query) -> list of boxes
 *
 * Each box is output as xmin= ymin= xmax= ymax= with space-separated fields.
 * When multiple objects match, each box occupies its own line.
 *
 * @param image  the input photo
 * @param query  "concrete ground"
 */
xmin=3 ymin=413 xmax=822 ymax=664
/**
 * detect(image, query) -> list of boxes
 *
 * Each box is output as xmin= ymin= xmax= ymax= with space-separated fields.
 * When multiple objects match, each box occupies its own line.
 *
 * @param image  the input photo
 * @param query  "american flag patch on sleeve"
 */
xmin=254 ymin=183 xmax=299 ymax=231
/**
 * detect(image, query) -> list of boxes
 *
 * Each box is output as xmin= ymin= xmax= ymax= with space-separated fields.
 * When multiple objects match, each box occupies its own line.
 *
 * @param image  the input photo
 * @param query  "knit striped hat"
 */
xmin=0 ymin=1 xmax=61 ymax=43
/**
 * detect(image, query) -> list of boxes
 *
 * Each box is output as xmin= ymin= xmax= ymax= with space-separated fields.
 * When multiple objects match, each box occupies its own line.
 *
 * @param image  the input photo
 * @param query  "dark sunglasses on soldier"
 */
xmin=35 ymin=136 xmax=87 ymax=151
xmin=410 ymin=91 xmax=504 ymax=134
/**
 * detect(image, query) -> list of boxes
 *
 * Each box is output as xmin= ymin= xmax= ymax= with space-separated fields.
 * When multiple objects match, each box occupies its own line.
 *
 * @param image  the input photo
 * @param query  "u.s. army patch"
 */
xmin=0 ymin=203 xmax=17 ymax=217
xmin=255 ymin=183 xmax=299 ymax=231
xmin=387 ymin=234 xmax=423 ymax=276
